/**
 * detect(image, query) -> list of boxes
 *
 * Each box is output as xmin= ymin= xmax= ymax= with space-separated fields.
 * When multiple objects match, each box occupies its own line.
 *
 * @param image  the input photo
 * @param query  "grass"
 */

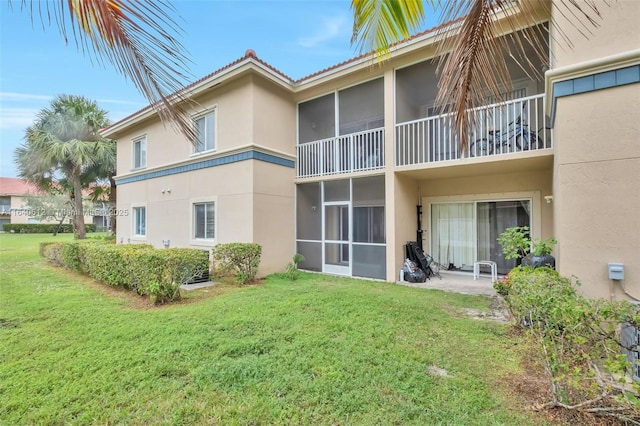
xmin=0 ymin=233 xmax=548 ymax=425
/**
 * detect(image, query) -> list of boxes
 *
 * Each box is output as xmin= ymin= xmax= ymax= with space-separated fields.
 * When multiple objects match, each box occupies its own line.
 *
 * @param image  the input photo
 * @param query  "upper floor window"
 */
xmin=133 ymin=136 xmax=147 ymax=169
xmin=194 ymin=110 xmax=216 ymax=153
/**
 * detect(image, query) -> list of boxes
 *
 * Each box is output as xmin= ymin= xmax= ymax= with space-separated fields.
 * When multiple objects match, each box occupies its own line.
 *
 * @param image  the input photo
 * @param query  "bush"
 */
xmin=40 ymin=242 xmax=63 ymax=265
xmin=211 ymin=243 xmax=261 ymax=285
xmin=41 ymin=241 xmax=208 ymax=305
xmin=284 ymin=253 xmax=305 ymax=281
xmin=3 ymin=223 xmax=96 ymax=234
xmin=502 ymin=266 xmax=640 ymax=418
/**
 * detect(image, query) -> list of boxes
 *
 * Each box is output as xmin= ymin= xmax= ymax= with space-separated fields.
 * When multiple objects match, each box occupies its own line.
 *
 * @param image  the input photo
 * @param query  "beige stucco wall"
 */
xmin=252 ymin=160 xmax=296 ymax=276
xmin=116 ymin=158 xmax=296 ymax=278
xmin=550 ymin=0 xmax=640 ymax=69
xmin=386 ymin=172 xmax=419 ymax=281
xmin=115 ymin=73 xmax=255 ymax=175
xmin=252 ymin=77 xmax=296 ymax=155
xmin=553 ymin=84 xmax=640 ymax=300
xmin=116 ymin=160 xmax=254 ymax=248
xmin=419 ymin=168 xmax=554 ymax=242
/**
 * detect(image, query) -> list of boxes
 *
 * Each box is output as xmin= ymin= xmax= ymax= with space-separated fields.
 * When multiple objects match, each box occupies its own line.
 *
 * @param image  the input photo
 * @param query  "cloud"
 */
xmin=0 ymin=92 xmax=52 ymax=102
xmin=0 ymin=108 xmax=39 ymax=130
xmin=298 ymin=13 xmax=349 ymax=48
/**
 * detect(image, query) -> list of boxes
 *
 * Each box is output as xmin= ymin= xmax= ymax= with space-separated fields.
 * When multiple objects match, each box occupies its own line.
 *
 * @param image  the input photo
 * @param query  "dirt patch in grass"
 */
xmin=502 ymin=335 xmax=620 ymax=426
xmin=81 ymin=277 xmax=241 ymax=310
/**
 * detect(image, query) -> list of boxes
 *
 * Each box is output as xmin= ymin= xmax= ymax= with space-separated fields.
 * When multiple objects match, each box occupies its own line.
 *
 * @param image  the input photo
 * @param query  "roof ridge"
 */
xmin=104 ymin=17 xmax=464 ymax=132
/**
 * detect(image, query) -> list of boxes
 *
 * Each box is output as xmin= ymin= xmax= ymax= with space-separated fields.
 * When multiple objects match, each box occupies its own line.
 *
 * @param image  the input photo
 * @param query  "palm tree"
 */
xmin=12 ymin=0 xmax=196 ymax=142
xmin=14 ymin=95 xmax=115 ymax=239
xmin=351 ymin=0 xmax=607 ymax=152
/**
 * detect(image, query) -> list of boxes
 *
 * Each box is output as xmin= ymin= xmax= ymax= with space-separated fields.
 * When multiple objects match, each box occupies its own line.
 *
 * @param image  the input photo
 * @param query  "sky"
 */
xmin=0 ymin=0 xmax=439 ymax=178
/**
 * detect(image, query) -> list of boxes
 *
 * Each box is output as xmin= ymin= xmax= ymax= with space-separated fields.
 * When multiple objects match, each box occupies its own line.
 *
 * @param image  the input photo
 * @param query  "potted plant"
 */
xmin=497 ymin=226 xmax=556 ymax=269
xmin=523 ymin=236 xmax=557 ymax=269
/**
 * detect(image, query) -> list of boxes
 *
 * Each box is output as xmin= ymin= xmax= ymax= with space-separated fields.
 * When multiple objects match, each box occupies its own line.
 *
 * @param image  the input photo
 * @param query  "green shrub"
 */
xmin=3 ymin=223 xmax=96 ymax=234
xmin=284 ymin=253 xmax=305 ymax=281
xmin=41 ymin=242 xmax=64 ymax=266
xmin=503 ymin=266 xmax=640 ymax=414
xmin=41 ymin=241 xmax=208 ymax=305
xmin=211 ymin=243 xmax=261 ymax=285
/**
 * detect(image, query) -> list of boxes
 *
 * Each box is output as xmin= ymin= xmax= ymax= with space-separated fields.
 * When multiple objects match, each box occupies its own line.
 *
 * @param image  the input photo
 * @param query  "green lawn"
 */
xmin=0 ymin=233 xmax=547 ymax=425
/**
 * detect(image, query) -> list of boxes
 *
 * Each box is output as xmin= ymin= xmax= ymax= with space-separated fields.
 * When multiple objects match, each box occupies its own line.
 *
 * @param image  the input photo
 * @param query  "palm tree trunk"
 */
xmin=70 ymin=176 xmax=86 ymax=239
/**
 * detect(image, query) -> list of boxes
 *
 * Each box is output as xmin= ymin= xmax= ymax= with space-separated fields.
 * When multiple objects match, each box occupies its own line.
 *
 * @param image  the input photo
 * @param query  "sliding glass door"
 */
xmin=477 ymin=201 xmax=531 ymax=274
xmin=431 ymin=199 xmax=531 ymax=275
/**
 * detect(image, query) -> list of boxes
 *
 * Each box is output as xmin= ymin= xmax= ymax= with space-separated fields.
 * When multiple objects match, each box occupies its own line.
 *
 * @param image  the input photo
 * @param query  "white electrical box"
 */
xmin=608 ymin=263 xmax=624 ymax=280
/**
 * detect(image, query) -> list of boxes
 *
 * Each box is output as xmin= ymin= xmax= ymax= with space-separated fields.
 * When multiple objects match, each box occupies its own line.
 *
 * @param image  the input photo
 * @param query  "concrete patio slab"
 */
xmin=397 ymin=271 xmax=497 ymax=297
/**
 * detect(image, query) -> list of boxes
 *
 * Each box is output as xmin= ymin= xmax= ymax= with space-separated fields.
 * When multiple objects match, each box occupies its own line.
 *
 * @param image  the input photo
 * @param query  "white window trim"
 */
xmin=131 ymin=134 xmax=147 ymax=170
xmin=190 ymin=196 xmax=217 ymax=247
xmin=131 ymin=203 xmax=147 ymax=240
xmin=191 ymin=107 xmax=217 ymax=156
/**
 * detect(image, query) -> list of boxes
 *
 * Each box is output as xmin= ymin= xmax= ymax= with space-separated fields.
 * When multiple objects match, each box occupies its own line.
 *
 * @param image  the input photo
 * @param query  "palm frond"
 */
xmin=351 ymin=0 xmax=608 ymax=155
xmin=351 ymin=0 xmax=428 ymax=58
xmin=17 ymin=0 xmax=196 ymax=142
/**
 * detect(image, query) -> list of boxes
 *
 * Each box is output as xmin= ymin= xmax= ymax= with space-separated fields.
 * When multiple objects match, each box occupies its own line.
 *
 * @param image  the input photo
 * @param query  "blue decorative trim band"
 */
xmin=116 ymin=150 xmax=295 ymax=185
xmin=551 ymin=64 xmax=640 ymax=124
xmin=554 ymin=65 xmax=639 ymax=97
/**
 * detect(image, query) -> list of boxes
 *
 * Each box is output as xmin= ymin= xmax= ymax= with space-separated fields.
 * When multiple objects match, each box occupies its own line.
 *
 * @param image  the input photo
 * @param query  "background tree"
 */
xmin=14 ymin=95 xmax=115 ymax=239
xmin=23 ymin=193 xmax=72 ymax=236
xmin=11 ymin=0 xmax=196 ymax=141
xmin=351 ymin=0 xmax=607 ymax=152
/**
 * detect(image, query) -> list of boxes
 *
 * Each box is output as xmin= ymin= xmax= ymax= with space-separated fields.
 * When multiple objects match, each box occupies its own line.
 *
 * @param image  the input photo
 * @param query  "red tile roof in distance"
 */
xmin=0 ymin=177 xmax=43 ymax=196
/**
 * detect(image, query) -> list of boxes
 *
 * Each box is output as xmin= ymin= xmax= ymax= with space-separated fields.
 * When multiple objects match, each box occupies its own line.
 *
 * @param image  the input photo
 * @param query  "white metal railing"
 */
xmin=395 ymin=94 xmax=552 ymax=166
xmin=297 ymin=128 xmax=384 ymax=178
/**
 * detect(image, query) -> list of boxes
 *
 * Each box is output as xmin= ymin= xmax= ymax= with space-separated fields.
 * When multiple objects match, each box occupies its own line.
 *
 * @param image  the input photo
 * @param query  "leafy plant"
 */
xmin=531 ymin=236 xmax=557 ymax=256
xmin=497 ymin=226 xmax=531 ymax=260
xmin=497 ymin=226 xmax=556 ymax=259
xmin=502 ymin=266 xmax=640 ymax=419
xmin=284 ymin=253 xmax=305 ymax=281
xmin=211 ymin=243 xmax=262 ymax=285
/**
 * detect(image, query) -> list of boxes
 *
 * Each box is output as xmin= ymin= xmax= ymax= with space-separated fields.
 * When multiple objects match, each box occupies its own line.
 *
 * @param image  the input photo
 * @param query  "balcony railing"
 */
xmin=395 ymin=94 xmax=552 ymax=167
xmin=297 ymin=127 xmax=384 ymax=178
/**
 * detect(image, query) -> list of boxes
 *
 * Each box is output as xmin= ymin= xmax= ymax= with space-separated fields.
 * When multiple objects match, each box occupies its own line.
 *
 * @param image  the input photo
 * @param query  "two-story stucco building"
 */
xmin=103 ymin=1 xmax=639 ymax=300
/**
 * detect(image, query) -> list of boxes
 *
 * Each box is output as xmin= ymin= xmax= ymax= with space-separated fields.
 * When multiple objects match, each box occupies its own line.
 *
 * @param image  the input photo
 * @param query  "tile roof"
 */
xmin=294 ymin=16 xmax=463 ymax=82
xmin=0 ymin=177 xmax=43 ymax=196
xmin=104 ymin=17 xmax=463 ymax=132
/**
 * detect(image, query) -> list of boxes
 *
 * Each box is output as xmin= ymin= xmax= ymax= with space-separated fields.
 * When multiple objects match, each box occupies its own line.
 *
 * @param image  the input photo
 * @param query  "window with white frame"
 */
xmin=193 ymin=202 xmax=215 ymax=239
xmin=133 ymin=206 xmax=146 ymax=237
xmin=133 ymin=136 xmax=147 ymax=169
xmin=194 ymin=110 xmax=216 ymax=153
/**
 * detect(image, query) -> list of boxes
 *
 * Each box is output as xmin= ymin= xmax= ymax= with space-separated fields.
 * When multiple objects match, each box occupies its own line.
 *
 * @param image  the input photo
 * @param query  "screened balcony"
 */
xmin=297 ymin=78 xmax=384 ymax=178
xmin=395 ymin=94 xmax=552 ymax=166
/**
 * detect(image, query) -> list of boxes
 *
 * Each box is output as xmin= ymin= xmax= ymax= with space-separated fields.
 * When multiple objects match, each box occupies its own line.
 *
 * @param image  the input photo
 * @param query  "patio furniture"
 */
xmin=473 ymin=260 xmax=497 ymax=283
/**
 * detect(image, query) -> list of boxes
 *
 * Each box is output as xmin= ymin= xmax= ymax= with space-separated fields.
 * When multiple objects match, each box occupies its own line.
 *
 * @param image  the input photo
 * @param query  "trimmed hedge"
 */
xmin=211 ymin=243 xmax=262 ymax=285
xmin=40 ymin=241 xmax=209 ymax=304
xmin=3 ymin=223 xmax=96 ymax=234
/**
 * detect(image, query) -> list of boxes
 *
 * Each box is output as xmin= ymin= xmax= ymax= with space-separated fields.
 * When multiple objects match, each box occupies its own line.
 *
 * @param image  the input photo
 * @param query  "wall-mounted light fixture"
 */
xmin=544 ymin=195 xmax=553 ymax=204
xmin=162 ymin=239 xmax=170 ymax=248
xmin=311 ymin=205 xmax=317 ymax=211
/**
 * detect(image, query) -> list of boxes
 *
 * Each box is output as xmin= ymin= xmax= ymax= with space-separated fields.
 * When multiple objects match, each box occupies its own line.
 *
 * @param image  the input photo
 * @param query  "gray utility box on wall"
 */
xmin=608 ymin=263 xmax=624 ymax=280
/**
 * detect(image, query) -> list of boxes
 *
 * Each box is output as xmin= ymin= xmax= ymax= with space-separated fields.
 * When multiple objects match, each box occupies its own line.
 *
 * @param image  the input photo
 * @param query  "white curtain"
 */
xmin=430 ymin=203 xmax=474 ymax=269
